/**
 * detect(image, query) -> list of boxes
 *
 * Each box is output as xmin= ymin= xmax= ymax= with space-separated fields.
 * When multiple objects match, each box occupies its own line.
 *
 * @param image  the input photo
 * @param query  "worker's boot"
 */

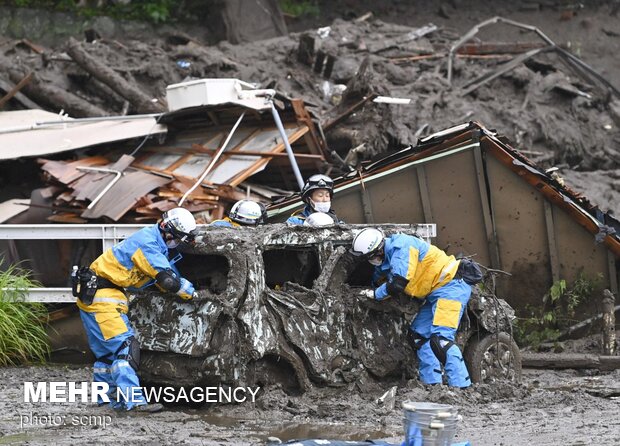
xmin=132 ymin=403 xmax=164 ymax=413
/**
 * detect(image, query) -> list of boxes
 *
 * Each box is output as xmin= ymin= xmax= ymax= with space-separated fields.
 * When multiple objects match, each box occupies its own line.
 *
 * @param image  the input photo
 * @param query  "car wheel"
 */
xmin=464 ymin=332 xmax=522 ymax=384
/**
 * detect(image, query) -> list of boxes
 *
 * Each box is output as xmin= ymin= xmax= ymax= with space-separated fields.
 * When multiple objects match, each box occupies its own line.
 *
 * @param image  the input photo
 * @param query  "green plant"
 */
xmin=0 ymin=260 xmax=49 ymax=366
xmin=3 ymin=0 xmax=176 ymax=24
xmin=514 ymin=273 xmax=601 ymax=348
xmin=279 ymin=0 xmax=319 ymax=17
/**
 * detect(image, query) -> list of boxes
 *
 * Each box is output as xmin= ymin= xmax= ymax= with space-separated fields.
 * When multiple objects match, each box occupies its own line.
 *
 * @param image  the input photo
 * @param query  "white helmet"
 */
xmin=161 ymin=207 xmax=197 ymax=243
xmin=303 ymin=212 xmax=335 ymax=227
xmin=229 ymin=200 xmax=266 ymax=226
xmin=350 ymin=228 xmax=385 ymax=257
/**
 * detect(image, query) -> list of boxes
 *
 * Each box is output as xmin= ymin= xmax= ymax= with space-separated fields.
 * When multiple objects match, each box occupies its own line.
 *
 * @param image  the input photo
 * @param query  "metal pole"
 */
xmin=269 ymin=100 xmax=305 ymax=191
xmin=76 ymin=166 xmax=123 ymax=209
xmin=179 ymin=112 xmax=245 ymax=206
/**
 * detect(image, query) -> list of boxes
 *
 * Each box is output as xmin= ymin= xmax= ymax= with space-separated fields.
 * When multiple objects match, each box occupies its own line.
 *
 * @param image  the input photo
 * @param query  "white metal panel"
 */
xmin=0 ymin=198 xmax=30 ymax=223
xmin=0 ymin=113 xmax=167 ymax=160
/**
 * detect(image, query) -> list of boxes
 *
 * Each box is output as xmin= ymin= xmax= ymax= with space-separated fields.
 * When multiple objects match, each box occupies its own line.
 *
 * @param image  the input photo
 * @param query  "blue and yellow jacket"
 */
xmin=77 ymin=224 xmax=184 ymax=314
xmin=209 ymin=217 xmax=241 ymax=228
xmin=286 ymin=205 xmax=341 ymax=225
xmin=373 ymin=234 xmax=460 ymax=300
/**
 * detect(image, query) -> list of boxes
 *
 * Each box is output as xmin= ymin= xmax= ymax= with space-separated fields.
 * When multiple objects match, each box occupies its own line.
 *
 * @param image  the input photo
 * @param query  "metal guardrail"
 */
xmin=1 ymin=223 xmax=437 ymax=303
xmin=1 ymin=224 xmax=146 ymax=303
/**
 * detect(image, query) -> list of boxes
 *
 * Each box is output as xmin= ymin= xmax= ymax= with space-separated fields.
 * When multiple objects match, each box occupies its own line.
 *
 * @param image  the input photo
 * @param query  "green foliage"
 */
xmin=514 ymin=273 xmax=602 ymax=349
xmin=0 ymin=260 xmax=50 ymax=366
xmin=2 ymin=0 xmax=175 ymax=24
xmin=279 ymin=0 xmax=319 ymax=17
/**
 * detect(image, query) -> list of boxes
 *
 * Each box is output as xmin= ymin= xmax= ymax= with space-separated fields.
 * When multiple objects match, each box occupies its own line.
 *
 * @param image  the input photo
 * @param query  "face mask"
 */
xmin=166 ymin=239 xmax=180 ymax=249
xmin=312 ymin=200 xmax=331 ymax=213
xmin=368 ymin=255 xmax=383 ymax=266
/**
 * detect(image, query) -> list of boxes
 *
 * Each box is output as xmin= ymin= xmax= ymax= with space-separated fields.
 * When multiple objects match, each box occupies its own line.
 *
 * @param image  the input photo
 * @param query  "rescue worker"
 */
xmin=210 ymin=199 xmax=266 ymax=227
xmin=286 ymin=174 xmax=342 ymax=225
xmin=350 ymin=228 xmax=481 ymax=388
xmin=75 ymin=207 xmax=199 ymax=412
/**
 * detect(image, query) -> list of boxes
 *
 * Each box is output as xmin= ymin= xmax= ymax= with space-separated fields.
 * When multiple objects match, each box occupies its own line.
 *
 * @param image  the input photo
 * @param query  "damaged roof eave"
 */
xmin=478 ymin=126 xmax=620 ymax=257
xmin=267 ymin=121 xmax=620 ymax=257
xmin=0 ymin=111 xmax=167 ymax=160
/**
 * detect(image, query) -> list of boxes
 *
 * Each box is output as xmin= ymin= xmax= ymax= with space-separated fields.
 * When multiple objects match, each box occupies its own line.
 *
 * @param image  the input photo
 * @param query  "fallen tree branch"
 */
xmin=66 ymin=37 xmax=164 ymax=114
xmin=557 ymin=303 xmax=620 ymax=341
xmin=522 ymin=352 xmax=620 ymax=371
xmin=3 ymin=62 xmax=107 ymax=117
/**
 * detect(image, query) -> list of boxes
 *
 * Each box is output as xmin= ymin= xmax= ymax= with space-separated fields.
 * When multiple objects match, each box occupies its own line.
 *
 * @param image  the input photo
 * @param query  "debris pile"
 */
xmin=1 ymin=14 xmax=619 ymax=216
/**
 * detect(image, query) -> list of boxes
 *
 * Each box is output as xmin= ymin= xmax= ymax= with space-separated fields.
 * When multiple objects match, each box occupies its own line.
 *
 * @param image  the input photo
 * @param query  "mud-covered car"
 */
xmin=131 ymin=224 xmax=521 ymax=392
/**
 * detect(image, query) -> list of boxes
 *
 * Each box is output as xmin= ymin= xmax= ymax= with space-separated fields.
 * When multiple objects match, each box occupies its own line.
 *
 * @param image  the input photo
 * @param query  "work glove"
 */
xmin=358 ymin=289 xmax=376 ymax=300
xmin=176 ymin=278 xmax=196 ymax=300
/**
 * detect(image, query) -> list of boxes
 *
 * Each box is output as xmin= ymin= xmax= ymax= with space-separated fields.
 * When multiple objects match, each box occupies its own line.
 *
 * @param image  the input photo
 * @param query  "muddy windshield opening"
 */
xmin=174 ymin=253 xmax=230 ymax=294
xmin=263 ymin=248 xmax=320 ymax=289
xmin=346 ymin=259 xmax=376 ymax=287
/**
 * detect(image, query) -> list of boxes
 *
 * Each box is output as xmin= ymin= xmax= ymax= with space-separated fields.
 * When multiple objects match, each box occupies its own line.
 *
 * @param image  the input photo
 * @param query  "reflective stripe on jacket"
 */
xmin=374 ymin=234 xmax=460 ymax=300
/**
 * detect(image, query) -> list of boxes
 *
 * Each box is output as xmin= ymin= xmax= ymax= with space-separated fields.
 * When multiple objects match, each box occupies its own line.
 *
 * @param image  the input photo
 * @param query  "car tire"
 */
xmin=464 ymin=332 xmax=522 ymax=384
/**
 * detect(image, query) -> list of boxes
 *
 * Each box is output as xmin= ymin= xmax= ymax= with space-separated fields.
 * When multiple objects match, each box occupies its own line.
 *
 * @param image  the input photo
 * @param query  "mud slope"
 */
xmin=1 ymin=1 xmax=618 ymax=213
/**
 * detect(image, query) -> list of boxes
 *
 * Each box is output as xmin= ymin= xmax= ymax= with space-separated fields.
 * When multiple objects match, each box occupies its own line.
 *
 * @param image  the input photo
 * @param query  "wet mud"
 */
xmin=1 ymin=365 xmax=619 ymax=445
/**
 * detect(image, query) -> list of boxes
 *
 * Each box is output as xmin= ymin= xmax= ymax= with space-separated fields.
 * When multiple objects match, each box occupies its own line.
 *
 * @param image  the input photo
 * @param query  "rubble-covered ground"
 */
xmin=0 ymin=362 xmax=619 ymax=445
xmin=1 ymin=0 xmax=618 ymax=213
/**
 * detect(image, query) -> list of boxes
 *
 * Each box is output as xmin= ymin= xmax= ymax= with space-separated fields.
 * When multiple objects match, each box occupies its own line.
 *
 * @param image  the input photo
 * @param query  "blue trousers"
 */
xmin=79 ymin=310 xmax=146 ymax=409
xmin=410 ymin=279 xmax=472 ymax=387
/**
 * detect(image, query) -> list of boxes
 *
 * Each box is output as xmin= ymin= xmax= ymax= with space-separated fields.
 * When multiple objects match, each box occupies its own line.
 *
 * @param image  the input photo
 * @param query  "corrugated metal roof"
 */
xmin=80 ymin=170 xmax=171 ymax=220
xmin=0 ymin=110 xmax=167 ymax=160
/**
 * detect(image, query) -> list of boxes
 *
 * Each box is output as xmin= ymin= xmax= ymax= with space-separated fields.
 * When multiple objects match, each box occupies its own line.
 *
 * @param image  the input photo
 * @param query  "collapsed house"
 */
xmin=268 ymin=121 xmax=620 ymax=316
xmin=0 ymin=79 xmax=330 ymax=286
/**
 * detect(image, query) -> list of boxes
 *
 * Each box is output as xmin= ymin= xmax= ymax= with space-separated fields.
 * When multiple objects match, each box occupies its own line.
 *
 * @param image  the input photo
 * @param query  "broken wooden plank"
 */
xmin=190 ymin=143 xmax=324 ymax=160
xmin=461 ymin=46 xmax=552 ymax=96
xmin=456 ymin=42 xmax=546 ymax=55
xmin=322 ymin=93 xmax=378 ymax=131
xmin=66 ymin=37 xmax=164 ymax=114
xmin=0 ymin=72 xmax=33 ymax=109
xmin=18 ymin=39 xmax=46 ymax=54
xmin=0 ymin=76 xmax=41 ymax=109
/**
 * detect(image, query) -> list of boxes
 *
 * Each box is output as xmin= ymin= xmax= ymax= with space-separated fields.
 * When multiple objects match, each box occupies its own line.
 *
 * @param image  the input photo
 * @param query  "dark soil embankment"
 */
xmin=1 ymin=1 xmax=618 ymax=212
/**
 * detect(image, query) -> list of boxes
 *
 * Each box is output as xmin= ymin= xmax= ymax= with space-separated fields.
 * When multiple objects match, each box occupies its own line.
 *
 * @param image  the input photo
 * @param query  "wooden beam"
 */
xmin=190 ymin=143 xmax=324 ymax=160
xmin=0 ymin=71 xmax=33 ymax=109
xmin=416 ymin=165 xmax=433 ymax=224
xmin=457 ymin=42 xmax=546 ymax=55
xmin=473 ymin=144 xmax=501 ymax=269
xmin=543 ymin=199 xmax=561 ymax=282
